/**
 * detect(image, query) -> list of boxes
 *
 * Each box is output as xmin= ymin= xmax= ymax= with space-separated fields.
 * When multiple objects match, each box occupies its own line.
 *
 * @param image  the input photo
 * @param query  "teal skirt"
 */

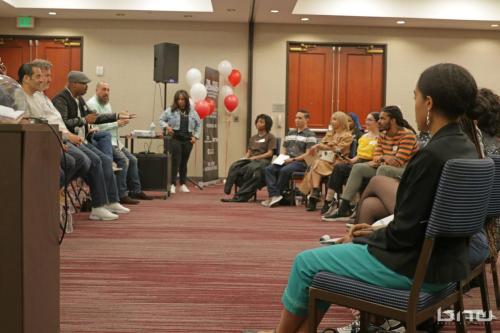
xmin=281 ymin=243 xmax=447 ymax=317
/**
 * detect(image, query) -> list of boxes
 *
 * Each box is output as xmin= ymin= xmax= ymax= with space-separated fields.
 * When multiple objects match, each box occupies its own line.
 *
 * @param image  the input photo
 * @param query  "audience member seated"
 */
xmin=348 ymin=111 xmax=363 ymax=142
xmin=297 ymin=112 xmax=353 ymax=211
xmin=476 ymin=88 xmax=500 ymax=155
xmin=53 ymin=70 xmax=131 ymax=220
xmin=321 ymin=112 xmax=379 ymax=216
xmin=323 ymin=105 xmax=417 ymax=221
xmin=87 ymin=81 xmax=153 ymax=202
xmin=221 ymin=114 xmax=275 ymax=202
xmin=261 ymin=109 xmax=316 ymax=207
xmin=249 ymin=62 xmax=482 ymax=333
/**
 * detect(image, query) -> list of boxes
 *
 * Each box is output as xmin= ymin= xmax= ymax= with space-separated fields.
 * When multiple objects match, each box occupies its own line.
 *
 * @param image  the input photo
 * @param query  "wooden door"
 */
xmin=0 ymin=38 xmax=31 ymax=80
xmin=287 ymin=46 xmax=333 ymax=128
xmin=335 ymin=46 xmax=384 ymax=124
xmin=0 ymin=37 xmax=81 ymax=98
xmin=37 ymin=39 xmax=81 ymax=98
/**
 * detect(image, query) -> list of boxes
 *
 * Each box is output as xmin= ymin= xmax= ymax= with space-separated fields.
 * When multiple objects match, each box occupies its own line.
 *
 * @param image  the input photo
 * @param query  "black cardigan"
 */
xmin=52 ymin=88 xmax=118 ymax=135
xmin=354 ymin=122 xmax=478 ymax=283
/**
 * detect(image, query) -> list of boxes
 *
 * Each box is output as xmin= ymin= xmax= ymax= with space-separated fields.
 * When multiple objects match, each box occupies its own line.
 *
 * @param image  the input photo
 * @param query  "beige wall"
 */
xmin=2 ymin=18 xmax=500 ymax=177
xmin=0 ymin=18 xmax=249 ymax=177
xmin=253 ymin=23 xmax=500 ymax=139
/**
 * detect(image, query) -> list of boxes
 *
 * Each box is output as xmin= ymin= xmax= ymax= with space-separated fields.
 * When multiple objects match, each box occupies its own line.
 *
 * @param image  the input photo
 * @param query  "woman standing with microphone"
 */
xmin=160 ymin=89 xmax=201 ymax=194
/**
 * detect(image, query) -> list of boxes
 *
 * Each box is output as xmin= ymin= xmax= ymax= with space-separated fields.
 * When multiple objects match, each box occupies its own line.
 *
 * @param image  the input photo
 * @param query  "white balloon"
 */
xmin=186 ymin=68 xmax=202 ymax=87
xmin=220 ymin=85 xmax=233 ymax=98
xmin=218 ymin=60 xmax=233 ymax=77
xmin=190 ymin=83 xmax=207 ymax=102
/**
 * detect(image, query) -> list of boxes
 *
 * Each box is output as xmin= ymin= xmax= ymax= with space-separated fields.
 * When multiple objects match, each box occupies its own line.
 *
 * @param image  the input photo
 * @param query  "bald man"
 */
xmin=87 ymin=82 xmax=152 ymax=201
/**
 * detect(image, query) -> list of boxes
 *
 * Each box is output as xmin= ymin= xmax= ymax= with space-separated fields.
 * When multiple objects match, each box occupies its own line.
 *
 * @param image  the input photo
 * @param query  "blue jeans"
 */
xmin=264 ymin=161 xmax=307 ymax=197
xmin=77 ymin=143 xmax=119 ymax=207
xmin=112 ymin=147 xmax=130 ymax=198
xmin=60 ymin=152 xmax=76 ymax=188
xmin=91 ymin=131 xmax=113 ymax=160
xmin=113 ymin=147 xmax=142 ymax=196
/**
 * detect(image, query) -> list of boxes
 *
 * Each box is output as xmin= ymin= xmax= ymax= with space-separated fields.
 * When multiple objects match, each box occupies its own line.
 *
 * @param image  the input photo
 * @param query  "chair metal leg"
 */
xmin=479 ymin=270 xmax=493 ymax=333
xmin=490 ymin=260 xmax=500 ymax=310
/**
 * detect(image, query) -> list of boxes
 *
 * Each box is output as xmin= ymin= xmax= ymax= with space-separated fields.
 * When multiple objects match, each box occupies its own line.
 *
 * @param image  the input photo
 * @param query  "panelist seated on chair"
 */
xmin=248 ymin=63 xmax=484 ymax=333
xmin=221 ymin=114 xmax=275 ymax=203
xmin=87 ymin=81 xmax=153 ymax=202
xmin=261 ymin=109 xmax=317 ymax=208
xmin=52 ymin=70 xmax=131 ymax=220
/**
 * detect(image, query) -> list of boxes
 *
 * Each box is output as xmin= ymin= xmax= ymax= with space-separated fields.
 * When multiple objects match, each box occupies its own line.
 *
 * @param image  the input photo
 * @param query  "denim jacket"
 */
xmin=159 ymin=107 xmax=201 ymax=139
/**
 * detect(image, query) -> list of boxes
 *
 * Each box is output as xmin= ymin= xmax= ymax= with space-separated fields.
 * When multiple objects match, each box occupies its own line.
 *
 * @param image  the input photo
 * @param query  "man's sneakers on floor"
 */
xmin=89 ymin=206 xmax=119 ymax=221
xmin=119 ymin=196 xmax=140 ymax=205
xmin=129 ymin=191 xmax=154 ymax=200
xmin=170 ymin=184 xmax=176 ymax=194
xmin=105 ymin=202 xmax=130 ymax=214
xmin=260 ymin=195 xmax=283 ymax=207
xmin=332 ymin=319 xmax=405 ymax=333
xmin=179 ymin=184 xmax=190 ymax=193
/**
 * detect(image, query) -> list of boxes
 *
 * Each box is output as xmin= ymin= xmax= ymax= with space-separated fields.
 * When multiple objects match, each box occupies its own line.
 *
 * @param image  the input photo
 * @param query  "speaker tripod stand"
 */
xmin=162 ymin=82 xmax=203 ymax=192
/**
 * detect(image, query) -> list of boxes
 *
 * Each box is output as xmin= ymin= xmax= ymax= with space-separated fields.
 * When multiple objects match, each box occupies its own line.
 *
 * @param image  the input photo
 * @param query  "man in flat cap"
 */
xmin=52 ymin=71 xmax=135 ymax=220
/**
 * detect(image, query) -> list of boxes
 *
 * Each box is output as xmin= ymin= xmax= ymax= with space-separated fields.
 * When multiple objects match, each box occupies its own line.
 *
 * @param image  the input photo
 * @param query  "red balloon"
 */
xmin=224 ymin=94 xmax=238 ymax=112
xmin=206 ymin=97 xmax=216 ymax=114
xmin=195 ymin=100 xmax=211 ymax=120
xmin=227 ymin=69 xmax=241 ymax=87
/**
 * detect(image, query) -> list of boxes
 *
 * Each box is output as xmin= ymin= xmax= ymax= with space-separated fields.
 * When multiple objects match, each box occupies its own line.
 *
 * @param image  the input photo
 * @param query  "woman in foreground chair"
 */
xmin=250 ymin=63 xmax=481 ymax=333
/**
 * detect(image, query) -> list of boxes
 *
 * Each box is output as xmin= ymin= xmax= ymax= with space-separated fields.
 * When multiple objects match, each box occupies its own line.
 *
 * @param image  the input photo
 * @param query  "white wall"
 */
xmin=253 ymin=23 xmax=500 ymax=139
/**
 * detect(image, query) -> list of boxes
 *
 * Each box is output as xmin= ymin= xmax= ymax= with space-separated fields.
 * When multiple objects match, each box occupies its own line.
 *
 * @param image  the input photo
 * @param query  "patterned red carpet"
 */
xmin=61 ymin=184 xmax=499 ymax=332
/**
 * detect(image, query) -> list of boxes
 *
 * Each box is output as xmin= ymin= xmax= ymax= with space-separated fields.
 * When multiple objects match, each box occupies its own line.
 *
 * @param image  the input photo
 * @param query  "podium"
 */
xmin=0 ymin=124 xmax=60 ymax=333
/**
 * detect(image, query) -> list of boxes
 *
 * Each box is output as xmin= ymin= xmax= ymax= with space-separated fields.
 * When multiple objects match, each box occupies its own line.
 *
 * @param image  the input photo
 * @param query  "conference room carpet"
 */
xmin=60 ymin=184 xmax=499 ymax=332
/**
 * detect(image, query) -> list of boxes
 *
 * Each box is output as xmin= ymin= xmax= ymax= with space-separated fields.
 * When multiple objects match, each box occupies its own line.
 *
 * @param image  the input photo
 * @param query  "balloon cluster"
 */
xmin=186 ymin=68 xmax=215 ymax=120
xmin=218 ymin=60 xmax=241 ymax=113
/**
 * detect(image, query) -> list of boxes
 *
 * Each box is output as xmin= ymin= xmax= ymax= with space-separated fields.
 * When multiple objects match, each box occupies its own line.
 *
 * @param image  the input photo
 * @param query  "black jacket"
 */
xmin=354 ymin=122 xmax=478 ymax=283
xmin=52 ymin=88 xmax=117 ymax=135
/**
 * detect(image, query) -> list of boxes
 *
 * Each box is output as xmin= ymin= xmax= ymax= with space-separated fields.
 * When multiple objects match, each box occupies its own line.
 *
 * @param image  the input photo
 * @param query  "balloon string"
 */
xmin=225 ymin=116 xmax=231 ymax=175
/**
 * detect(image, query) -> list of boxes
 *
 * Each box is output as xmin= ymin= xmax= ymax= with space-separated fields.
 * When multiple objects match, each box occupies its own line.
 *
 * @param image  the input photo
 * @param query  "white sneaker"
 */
xmin=261 ymin=198 xmax=271 ymax=207
xmin=268 ymin=195 xmax=283 ymax=207
xmin=105 ymin=202 xmax=130 ymax=214
xmin=170 ymin=184 xmax=176 ymax=194
xmin=377 ymin=319 xmax=405 ymax=333
xmin=179 ymin=184 xmax=190 ymax=193
xmin=335 ymin=319 xmax=360 ymax=333
xmin=89 ymin=206 xmax=119 ymax=221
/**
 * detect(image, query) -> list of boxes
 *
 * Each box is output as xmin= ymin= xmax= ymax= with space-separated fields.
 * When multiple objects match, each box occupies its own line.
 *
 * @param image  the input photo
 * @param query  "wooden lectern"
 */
xmin=0 ymin=124 xmax=60 ymax=333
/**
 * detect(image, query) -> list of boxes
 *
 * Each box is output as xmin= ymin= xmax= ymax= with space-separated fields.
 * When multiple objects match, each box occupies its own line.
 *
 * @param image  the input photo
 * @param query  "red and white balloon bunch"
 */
xmin=185 ymin=67 xmax=215 ymax=120
xmin=218 ymin=60 xmax=241 ymax=113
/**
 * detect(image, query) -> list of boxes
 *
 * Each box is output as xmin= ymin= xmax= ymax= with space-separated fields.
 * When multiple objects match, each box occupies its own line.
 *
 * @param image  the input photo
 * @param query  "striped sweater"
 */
xmin=373 ymin=128 xmax=417 ymax=167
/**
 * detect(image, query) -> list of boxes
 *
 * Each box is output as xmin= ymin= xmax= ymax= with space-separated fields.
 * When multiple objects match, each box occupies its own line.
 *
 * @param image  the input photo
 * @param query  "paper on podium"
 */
xmin=272 ymin=154 xmax=290 ymax=166
xmin=0 ymin=105 xmax=24 ymax=123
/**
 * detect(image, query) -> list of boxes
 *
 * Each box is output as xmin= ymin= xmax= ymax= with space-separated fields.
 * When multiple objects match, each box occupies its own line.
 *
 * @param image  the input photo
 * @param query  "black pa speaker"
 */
xmin=153 ymin=43 xmax=179 ymax=83
xmin=135 ymin=153 xmax=168 ymax=190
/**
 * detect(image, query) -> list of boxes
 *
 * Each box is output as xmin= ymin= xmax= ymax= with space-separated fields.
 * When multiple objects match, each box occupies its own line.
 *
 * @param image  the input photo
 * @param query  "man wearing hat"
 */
xmin=53 ymin=71 xmax=134 ymax=220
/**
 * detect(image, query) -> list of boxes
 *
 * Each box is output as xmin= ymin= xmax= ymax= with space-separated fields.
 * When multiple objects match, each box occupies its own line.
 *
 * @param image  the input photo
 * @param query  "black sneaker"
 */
xmin=321 ymin=207 xmax=352 ymax=222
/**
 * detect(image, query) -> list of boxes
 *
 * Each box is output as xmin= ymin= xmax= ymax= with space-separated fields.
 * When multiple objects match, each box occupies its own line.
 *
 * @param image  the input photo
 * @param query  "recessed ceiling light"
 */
xmin=48 ymin=11 xmax=56 ymax=15
xmin=227 ymin=8 xmax=236 ymax=12
xmin=184 ymin=14 xmax=192 ymax=18
xmin=491 ymin=24 xmax=499 ymax=28
xmin=396 ymin=20 xmax=406 ymax=25
xmin=270 ymin=9 xmax=279 ymax=14
xmin=116 ymin=13 xmax=125 ymax=17
xmin=301 ymin=17 xmax=310 ymax=21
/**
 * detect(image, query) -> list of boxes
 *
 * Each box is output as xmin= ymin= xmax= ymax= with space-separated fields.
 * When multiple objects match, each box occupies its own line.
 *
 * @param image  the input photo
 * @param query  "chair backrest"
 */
xmin=273 ymin=137 xmax=281 ymax=156
xmin=488 ymin=155 xmax=500 ymax=217
xmin=425 ymin=158 xmax=494 ymax=238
